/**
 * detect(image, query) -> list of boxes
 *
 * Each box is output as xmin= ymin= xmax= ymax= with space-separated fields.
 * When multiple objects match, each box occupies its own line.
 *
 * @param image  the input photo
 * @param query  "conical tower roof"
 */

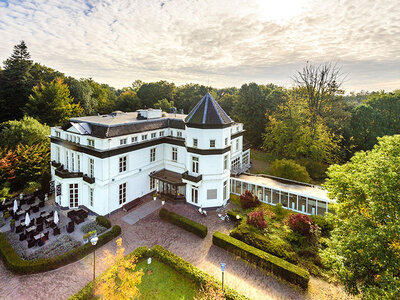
xmin=185 ymin=92 xmax=233 ymax=127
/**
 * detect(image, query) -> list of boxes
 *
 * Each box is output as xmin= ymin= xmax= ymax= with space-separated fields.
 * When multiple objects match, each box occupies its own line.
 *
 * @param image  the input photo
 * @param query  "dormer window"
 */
xmin=55 ymin=131 xmax=61 ymax=138
xmin=132 ymin=136 xmax=138 ymax=143
xmin=193 ymin=139 xmax=198 ymax=148
xmin=87 ymin=139 xmax=95 ymax=148
xmin=151 ymin=132 xmax=157 ymax=139
xmin=210 ymin=140 xmax=215 ymax=148
xmin=142 ymin=134 xmax=148 ymax=141
xmin=120 ymin=138 xmax=127 ymax=145
xmin=177 ymin=131 xmax=183 ymax=138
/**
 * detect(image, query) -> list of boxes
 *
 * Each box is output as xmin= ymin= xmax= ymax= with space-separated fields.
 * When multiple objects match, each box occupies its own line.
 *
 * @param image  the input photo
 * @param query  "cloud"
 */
xmin=0 ymin=0 xmax=399 ymax=92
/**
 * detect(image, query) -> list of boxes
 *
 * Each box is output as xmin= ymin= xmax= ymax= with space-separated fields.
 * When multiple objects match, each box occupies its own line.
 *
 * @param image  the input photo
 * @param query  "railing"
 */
xmin=55 ymin=169 xmax=83 ymax=179
xmin=51 ymin=160 xmax=62 ymax=168
xmin=182 ymin=171 xmax=202 ymax=183
xmin=83 ymin=175 xmax=95 ymax=184
xmin=231 ymin=163 xmax=251 ymax=176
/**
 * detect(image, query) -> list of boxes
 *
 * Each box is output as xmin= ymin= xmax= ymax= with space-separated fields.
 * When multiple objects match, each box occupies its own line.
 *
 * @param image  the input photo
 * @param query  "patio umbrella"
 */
xmin=13 ymin=199 xmax=18 ymax=213
xmin=25 ymin=212 xmax=31 ymax=226
xmin=54 ymin=211 xmax=59 ymax=225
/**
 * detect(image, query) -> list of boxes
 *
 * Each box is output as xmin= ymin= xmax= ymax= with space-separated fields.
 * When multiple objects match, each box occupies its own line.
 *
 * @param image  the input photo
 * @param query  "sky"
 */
xmin=0 ymin=0 xmax=399 ymax=92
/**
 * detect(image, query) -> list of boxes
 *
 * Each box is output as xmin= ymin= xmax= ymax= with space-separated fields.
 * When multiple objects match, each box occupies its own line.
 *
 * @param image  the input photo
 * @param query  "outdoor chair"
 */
xmin=43 ymin=231 xmax=49 ymax=241
xmin=49 ymin=221 xmax=57 ymax=228
xmin=27 ymin=239 xmax=36 ymax=248
xmin=32 ymin=205 xmax=39 ymax=213
xmin=27 ymin=198 xmax=34 ymax=205
xmin=37 ymin=239 xmax=44 ymax=247
xmin=39 ymin=201 xmax=45 ymax=208
xmin=36 ymin=217 xmax=44 ymax=225
xmin=19 ymin=233 xmax=26 ymax=241
xmin=66 ymin=224 xmax=74 ymax=233
xmin=73 ymin=216 xmax=84 ymax=225
xmin=13 ymin=215 xmax=19 ymax=221
xmin=67 ymin=210 xmax=76 ymax=219
xmin=36 ymin=224 xmax=43 ymax=232
xmin=20 ymin=198 xmax=26 ymax=206
xmin=15 ymin=225 xmax=23 ymax=233
xmin=53 ymin=227 xmax=60 ymax=236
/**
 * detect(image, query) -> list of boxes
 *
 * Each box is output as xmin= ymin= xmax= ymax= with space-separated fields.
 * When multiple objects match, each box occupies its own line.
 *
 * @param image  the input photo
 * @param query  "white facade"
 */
xmin=50 ymin=107 xmax=250 ymax=215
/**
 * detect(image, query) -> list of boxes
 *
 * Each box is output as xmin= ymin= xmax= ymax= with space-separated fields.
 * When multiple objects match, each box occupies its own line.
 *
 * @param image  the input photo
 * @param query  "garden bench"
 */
xmin=122 ymin=198 xmax=142 ymax=212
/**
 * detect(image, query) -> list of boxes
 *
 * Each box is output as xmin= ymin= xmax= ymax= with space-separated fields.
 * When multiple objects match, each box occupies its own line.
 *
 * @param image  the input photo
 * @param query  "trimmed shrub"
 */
xmin=96 ymin=216 xmax=111 ymax=229
xmin=310 ymin=215 xmax=334 ymax=237
xmin=159 ymin=208 xmax=207 ymax=238
xmin=213 ymin=231 xmax=309 ymax=289
xmin=230 ymin=223 xmax=298 ymax=263
xmin=270 ymin=159 xmax=311 ymax=183
xmin=247 ymin=211 xmax=268 ymax=229
xmin=0 ymin=225 xmax=121 ymax=275
xmin=70 ymin=245 xmax=249 ymax=300
xmin=239 ymin=190 xmax=260 ymax=209
xmin=229 ymin=194 xmax=241 ymax=207
xmin=287 ymin=214 xmax=317 ymax=238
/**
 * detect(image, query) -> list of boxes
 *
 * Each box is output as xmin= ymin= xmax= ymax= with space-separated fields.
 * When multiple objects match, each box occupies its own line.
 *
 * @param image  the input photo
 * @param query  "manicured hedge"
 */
xmin=227 ymin=210 xmax=243 ymax=225
xmin=213 ymin=231 xmax=310 ymax=289
xmin=96 ymin=216 xmax=111 ymax=229
xmin=0 ymin=225 xmax=121 ymax=275
xmin=159 ymin=208 xmax=207 ymax=238
xmin=70 ymin=245 xmax=249 ymax=300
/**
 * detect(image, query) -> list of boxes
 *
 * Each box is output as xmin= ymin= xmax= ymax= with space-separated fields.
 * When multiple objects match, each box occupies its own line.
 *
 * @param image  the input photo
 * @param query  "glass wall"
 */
xmin=281 ymin=192 xmax=288 ymax=207
xmin=299 ymin=196 xmax=307 ymax=213
xmin=272 ymin=190 xmax=280 ymax=204
xmin=257 ymin=185 xmax=263 ymax=201
xmin=317 ymin=200 xmax=327 ymax=216
xmin=307 ymin=198 xmax=316 ymax=215
xmin=264 ymin=188 xmax=271 ymax=203
xmin=289 ymin=194 xmax=297 ymax=211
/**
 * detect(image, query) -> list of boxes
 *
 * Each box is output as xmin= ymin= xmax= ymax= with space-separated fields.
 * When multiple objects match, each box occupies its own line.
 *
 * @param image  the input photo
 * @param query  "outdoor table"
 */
xmin=41 ymin=212 xmax=50 ymax=218
xmin=19 ymin=221 xmax=25 ymax=227
xmin=33 ymin=233 xmax=44 ymax=241
xmin=26 ymin=226 xmax=36 ymax=233
xmin=16 ymin=210 xmax=25 ymax=216
xmin=46 ymin=216 xmax=54 ymax=222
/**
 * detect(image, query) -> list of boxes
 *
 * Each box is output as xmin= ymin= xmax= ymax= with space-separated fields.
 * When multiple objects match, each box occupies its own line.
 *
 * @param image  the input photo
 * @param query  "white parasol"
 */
xmin=54 ymin=211 xmax=59 ymax=224
xmin=13 ymin=199 xmax=18 ymax=213
xmin=25 ymin=212 xmax=31 ymax=226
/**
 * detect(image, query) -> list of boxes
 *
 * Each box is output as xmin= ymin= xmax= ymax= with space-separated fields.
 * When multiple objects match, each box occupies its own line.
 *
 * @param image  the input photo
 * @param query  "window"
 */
xmin=177 ymin=131 xmax=182 ymax=138
xmin=223 ymin=180 xmax=228 ymax=200
xmin=55 ymin=131 xmax=61 ymax=138
xmin=120 ymin=138 xmax=127 ymax=145
xmin=119 ymin=183 xmax=127 ymax=205
xmin=69 ymin=183 xmax=78 ymax=208
xmin=131 ymin=136 xmax=138 ymax=143
xmin=192 ymin=156 xmax=199 ymax=173
xmin=87 ymin=139 xmax=95 ymax=148
xmin=151 ymin=132 xmax=156 ymax=139
xmin=88 ymin=158 xmax=94 ymax=178
xmin=119 ymin=156 xmax=127 ymax=173
xmin=71 ymin=152 xmax=75 ymax=171
xmin=77 ymin=137 xmax=80 ymax=144
xmin=236 ymin=139 xmax=239 ymax=150
xmin=159 ymin=131 xmax=164 ymax=137
xmin=89 ymin=188 xmax=94 ymax=207
xmin=207 ymin=189 xmax=217 ymax=200
xmin=77 ymin=155 xmax=80 ymax=172
xmin=150 ymin=148 xmax=156 ymax=162
xmin=170 ymin=130 xmax=173 ymax=136
xmin=142 ymin=134 xmax=148 ymax=141
xmin=73 ymin=135 xmax=76 ymax=143
xmin=193 ymin=139 xmax=198 ymax=148
xmin=56 ymin=146 xmax=60 ymax=163
xmin=150 ymin=172 xmax=156 ymax=190
xmin=225 ymin=138 xmax=228 ymax=146
xmin=210 ymin=140 xmax=215 ymax=148
xmin=172 ymin=147 xmax=177 ymax=162
xmin=224 ymin=154 xmax=228 ymax=171
xmin=242 ymin=152 xmax=249 ymax=165
xmin=66 ymin=151 xmax=69 ymax=170
xmin=191 ymin=187 xmax=198 ymax=204
xmin=231 ymin=157 xmax=240 ymax=171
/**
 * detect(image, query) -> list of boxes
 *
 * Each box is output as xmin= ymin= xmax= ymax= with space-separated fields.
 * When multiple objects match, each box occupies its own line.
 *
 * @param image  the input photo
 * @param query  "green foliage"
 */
xmin=64 ymin=77 xmax=96 ymax=115
xmin=23 ymin=181 xmax=41 ymax=195
xmin=310 ymin=215 xmax=333 ymax=237
xmin=87 ymin=79 xmax=117 ymax=114
xmin=174 ymin=83 xmax=209 ymax=114
xmin=239 ymin=190 xmax=260 ymax=209
xmin=0 ymin=116 xmax=50 ymax=148
xmin=137 ymin=80 xmax=176 ymax=109
xmin=115 ymin=90 xmax=141 ymax=112
xmin=303 ymin=160 xmax=327 ymax=181
xmin=322 ymin=135 xmax=400 ymax=298
xmin=0 ymin=225 xmax=121 ymax=275
xmin=230 ymin=222 xmax=298 ymax=263
xmin=96 ymin=216 xmax=111 ymax=229
xmin=213 ymin=231 xmax=310 ymax=289
xmin=270 ymin=159 xmax=311 ymax=183
xmin=154 ymin=98 xmax=174 ymax=112
xmin=159 ymin=208 xmax=207 ymax=238
xmin=25 ymin=77 xmax=83 ymax=126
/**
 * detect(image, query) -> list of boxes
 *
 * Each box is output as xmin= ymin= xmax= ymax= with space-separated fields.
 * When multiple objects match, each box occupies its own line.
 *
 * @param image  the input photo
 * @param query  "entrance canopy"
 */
xmin=150 ymin=169 xmax=186 ymax=186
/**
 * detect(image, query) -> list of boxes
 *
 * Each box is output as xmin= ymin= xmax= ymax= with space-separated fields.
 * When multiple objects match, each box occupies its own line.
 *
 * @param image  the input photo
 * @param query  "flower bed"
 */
xmin=213 ymin=231 xmax=310 ymax=289
xmin=159 ymin=208 xmax=207 ymax=238
xmin=0 ymin=225 xmax=121 ymax=275
xmin=70 ymin=245 xmax=249 ymax=300
xmin=80 ymin=221 xmax=107 ymax=235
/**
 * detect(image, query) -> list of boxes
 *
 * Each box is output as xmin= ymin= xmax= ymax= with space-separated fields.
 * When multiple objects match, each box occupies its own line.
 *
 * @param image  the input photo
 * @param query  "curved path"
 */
xmin=0 ymin=201 xmax=345 ymax=300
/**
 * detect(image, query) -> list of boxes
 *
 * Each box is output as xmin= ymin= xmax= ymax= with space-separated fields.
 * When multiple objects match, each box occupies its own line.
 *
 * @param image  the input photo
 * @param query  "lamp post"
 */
xmin=91 ymin=236 xmax=99 ymax=284
xmin=220 ymin=263 xmax=226 ymax=291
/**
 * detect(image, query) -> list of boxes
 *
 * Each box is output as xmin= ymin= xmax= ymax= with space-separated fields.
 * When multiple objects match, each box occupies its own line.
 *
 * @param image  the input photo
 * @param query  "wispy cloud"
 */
xmin=0 ymin=0 xmax=399 ymax=91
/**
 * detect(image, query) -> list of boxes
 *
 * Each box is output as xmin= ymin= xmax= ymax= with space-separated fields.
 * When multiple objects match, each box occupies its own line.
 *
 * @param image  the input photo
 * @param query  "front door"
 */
xmin=191 ymin=187 xmax=198 ymax=204
xmin=69 ymin=183 xmax=78 ymax=208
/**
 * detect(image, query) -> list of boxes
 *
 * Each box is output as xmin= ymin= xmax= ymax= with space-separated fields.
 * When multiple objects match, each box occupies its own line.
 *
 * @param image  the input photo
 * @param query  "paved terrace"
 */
xmin=0 ymin=197 xmax=344 ymax=300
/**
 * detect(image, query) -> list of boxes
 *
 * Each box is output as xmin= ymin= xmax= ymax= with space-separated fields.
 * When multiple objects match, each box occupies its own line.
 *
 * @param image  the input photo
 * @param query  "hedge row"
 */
xmin=95 ymin=216 xmax=111 ymax=229
xmin=212 ymin=231 xmax=310 ymax=289
xmin=0 ymin=225 xmax=121 ymax=275
xmin=159 ymin=208 xmax=207 ymax=238
xmin=70 ymin=245 xmax=249 ymax=300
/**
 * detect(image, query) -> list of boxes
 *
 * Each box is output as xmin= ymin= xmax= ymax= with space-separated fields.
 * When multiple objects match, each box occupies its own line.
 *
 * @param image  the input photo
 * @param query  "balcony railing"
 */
xmin=231 ymin=163 xmax=251 ymax=176
xmin=83 ymin=175 xmax=95 ymax=184
xmin=51 ymin=160 xmax=62 ymax=168
xmin=55 ymin=169 xmax=83 ymax=179
xmin=182 ymin=171 xmax=202 ymax=183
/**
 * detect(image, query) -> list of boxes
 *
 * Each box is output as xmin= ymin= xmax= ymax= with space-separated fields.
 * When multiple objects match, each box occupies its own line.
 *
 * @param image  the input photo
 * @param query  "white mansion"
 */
xmin=50 ymin=93 xmax=251 ymax=215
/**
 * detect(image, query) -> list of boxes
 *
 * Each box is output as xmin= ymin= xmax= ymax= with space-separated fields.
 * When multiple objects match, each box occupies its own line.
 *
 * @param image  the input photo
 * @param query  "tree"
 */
xmin=270 ymin=159 xmax=311 ymax=183
xmin=87 ymin=79 xmax=117 ymax=114
xmin=154 ymin=98 xmax=174 ymax=112
xmin=24 ymin=77 xmax=83 ymax=126
xmin=322 ymin=135 xmax=400 ymax=298
xmin=137 ymin=80 xmax=176 ymax=109
xmin=174 ymin=83 xmax=209 ymax=114
xmin=0 ymin=116 xmax=50 ymax=148
xmin=64 ymin=77 xmax=96 ymax=115
xmin=95 ymin=238 xmax=143 ymax=299
xmin=0 ymin=41 xmax=34 ymax=122
xmin=116 ymin=91 xmax=141 ymax=112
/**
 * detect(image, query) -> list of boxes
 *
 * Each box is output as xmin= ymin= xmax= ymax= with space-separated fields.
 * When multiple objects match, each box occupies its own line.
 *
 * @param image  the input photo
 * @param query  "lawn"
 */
xmin=135 ymin=258 xmax=197 ymax=300
xmin=249 ymin=148 xmax=279 ymax=174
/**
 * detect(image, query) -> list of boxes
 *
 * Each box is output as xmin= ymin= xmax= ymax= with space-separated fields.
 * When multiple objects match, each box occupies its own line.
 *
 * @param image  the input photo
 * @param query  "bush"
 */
xmin=159 ymin=208 xmax=207 ymax=238
xmin=0 ymin=225 xmax=121 ymax=274
xmin=213 ymin=231 xmax=309 ymax=289
xmin=227 ymin=210 xmax=243 ymax=225
xmin=95 ymin=216 xmax=111 ymax=229
xmin=310 ymin=215 xmax=334 ymax=237
xmin=239 ymin=190 xmax=260 ymax=209
xmin=270 ymin=159 xmax=311 ymax=183
xmin=230 ymin=223 xmax=298 ymax=263
xmin=246 ymin=211 xmax=268 ymax=229
xmin=304 ymin=160 xmax=327 ymax=181
xmin=70 ymin=245 xmax=248 ymax=300
xmin=287 ymin=214 xmax=317 ymax=238
xmin=229 ymin=194 xmax=241 ymax=207
xmin=81 ymin=221 xmax=107 ymax=235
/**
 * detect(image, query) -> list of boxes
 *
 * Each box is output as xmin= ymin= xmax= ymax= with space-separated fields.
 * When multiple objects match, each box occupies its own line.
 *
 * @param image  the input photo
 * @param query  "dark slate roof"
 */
xmin=185 ymin=92 xmax=233 ymax=126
